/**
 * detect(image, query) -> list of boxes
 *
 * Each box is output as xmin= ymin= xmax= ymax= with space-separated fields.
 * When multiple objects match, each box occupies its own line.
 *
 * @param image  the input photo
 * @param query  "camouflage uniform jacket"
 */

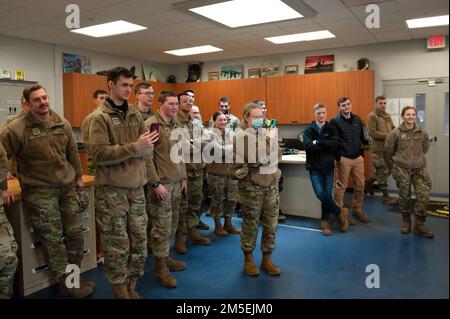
xmin=385 ymin=122 xmax=430 ymax=170
xmin=145 ymin=111 xmax=187 ymax=185
xmin=175 ymin=110 xmax=206 ymax=173
xmin=233 ymin=121 xmax=281 ymax=187
xmin=0 ymin=110 xmax=82 ymax=189
xmin=210 ymin=113 xmax=240 ymax=131
xmin=80 ymin=107 xmax=101 ymax=153
xmin=88 ymin=98 xmax=150 ymax=188
xmin=130 ymin=104 xmax=154 ymax=121
xmin=0 ymin=143 xmax=8 ymax=195
xmin=206 ymin=127 xmax=234 ymax=176
xmin=367 ymin=109 xmax=395 ymax=153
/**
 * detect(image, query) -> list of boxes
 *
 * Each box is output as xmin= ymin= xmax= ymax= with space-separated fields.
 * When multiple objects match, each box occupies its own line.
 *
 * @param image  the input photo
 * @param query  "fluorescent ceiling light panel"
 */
xmin=406 ymin=15 xmax=449 ymax=29
xmin=165 ymin=45 xmax=223 ymax=56
xmin=265 ymin=30 xmax=335 ymax=44
xmin=189 ymin=0 xmax=303 ymax=28
xmin=70 ymin=20 xmax=147 ymax=37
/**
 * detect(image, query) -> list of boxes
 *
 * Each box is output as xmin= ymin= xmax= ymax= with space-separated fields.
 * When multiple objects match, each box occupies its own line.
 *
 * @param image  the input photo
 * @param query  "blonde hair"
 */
xmin=243 ymin=102 xmax=260 ymax=118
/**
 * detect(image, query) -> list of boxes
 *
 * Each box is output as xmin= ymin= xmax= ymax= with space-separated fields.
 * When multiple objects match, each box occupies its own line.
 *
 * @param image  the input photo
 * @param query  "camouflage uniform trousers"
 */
xmin=392 ymin=164 xmax=431 ymax=218
xmin=95 ymin=185 xmax=147 ymax=285
xmin=149 ymin=182 xmax=182 ymax=258
xmin=180 ymin=170 xmax=204 ymax=230
xmin=238 ymin=181 xmax=279 ymax=254
xmin=207 ymin=173 xmax=238 ymax=219
xmin=87 ymin=157 xmax=96 ymax=176
xmin=22 ymin=183 xmax=84 ymax=281
xmin=0 ymin=208 xmax=18 ymax=299
xmin=144 ymin=184 xmax=153 ymax=248
xmin=371 ymin=151 xmax=392 ymax=190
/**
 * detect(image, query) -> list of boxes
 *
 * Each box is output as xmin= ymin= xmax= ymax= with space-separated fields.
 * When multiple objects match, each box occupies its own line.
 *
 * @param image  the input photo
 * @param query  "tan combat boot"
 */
xmin=165 ymin=256 xmax=186 ymax=271
xmin=382 ymin=190 xmax=398 ymax=206
xmin=320 ymin=220 xmax=332 ymax=236
xmin=214 ymin=219 xmax=228 ymax=236
xmin=413 ymin=217 xmax=434 ymax=239
xmin=338 ymin=207 xmax=349 ymax=233
xmin=196 ymin=220 xmax=210 ymax=230
xmin=111 ymin=284 xmax=130 ymax=299
xmin=127 ymin=279 xmax=141 ymax=299
xmin=261 ymin=253 xmax=281 ymax=276
xmin=243 ymin=251 xmax=260 ymax=276
xmin=223 ymin=216 xmax=241 ymax=234
xmin=188 ymin=227 xmax=211 ymax=245
xmin=58 ymin=274 xmax=94 ymax=298
xmin=401 ymin=212 xmax=411 ymax=234
xmin=352 ymin=210 xmax=369 ymax=223
xmin=154 ymin=257 xmax=177 ymax=288
xmin=175 ymin=228 xmax=187 ymax=254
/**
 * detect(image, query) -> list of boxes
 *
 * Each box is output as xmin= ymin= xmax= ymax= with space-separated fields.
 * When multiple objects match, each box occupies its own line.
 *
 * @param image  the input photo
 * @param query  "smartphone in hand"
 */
xmin=150 ymin=123 xmax=160 ymax=133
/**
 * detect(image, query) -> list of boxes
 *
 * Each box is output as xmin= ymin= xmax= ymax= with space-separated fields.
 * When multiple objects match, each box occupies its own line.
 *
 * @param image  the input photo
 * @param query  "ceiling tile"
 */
xmin=313 ymin=8 xmax=355 ymax=22
xmin=372 ymin=30 xmax=413 ymax=41
xmin=349 ymin=1 xmax=399 ymax=17
xmin=396 ymin=0 xmax=449 ymax=11
xmin=319 ymin=18 xmax=365 ymax=30
xmin=402 ymin=6 xmax=449 ymax=19
xmin=302 ymin=0 xmax=347 ymax=12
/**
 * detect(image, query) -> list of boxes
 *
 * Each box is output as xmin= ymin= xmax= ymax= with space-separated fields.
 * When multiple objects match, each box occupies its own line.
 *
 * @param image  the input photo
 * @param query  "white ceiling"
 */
xmin=0 ymin=0 xmax=448 ymax=64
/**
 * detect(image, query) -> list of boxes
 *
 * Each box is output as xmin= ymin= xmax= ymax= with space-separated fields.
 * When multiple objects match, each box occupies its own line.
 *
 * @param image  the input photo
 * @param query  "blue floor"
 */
xmin=22 ymin=194 xmax=448 ymax=299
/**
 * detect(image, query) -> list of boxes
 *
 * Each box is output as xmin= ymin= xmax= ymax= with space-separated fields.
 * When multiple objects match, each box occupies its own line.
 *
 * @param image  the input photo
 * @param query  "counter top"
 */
xmin=7 ymin=175 xmax=95 ymax=200
xmin=281 ymin=151 xmax=306 ymax=164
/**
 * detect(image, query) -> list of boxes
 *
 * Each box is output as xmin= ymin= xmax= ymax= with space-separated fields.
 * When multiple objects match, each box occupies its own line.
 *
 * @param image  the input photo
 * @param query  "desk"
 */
xmin=5 ymin=176 xmax=97 ymax=296
xmin=279 ymin=152 xmax=321 ymax=219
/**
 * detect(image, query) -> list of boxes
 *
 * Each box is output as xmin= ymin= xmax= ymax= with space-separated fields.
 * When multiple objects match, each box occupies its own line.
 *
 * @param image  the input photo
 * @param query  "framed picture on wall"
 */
xmin=304 ymin=55 xmax=334 ymax=74
xmin=220 ymin=65 xmax=243 ymax=80
xmin=208 ymin=72 xmax=219 ymax=81
xmin=285 ymin=65 xmax=298 ymax=75
xmin=63 ymin=53 xmax=92 ymax=74
xmin=261 ymin=66 xmax=279 ymax=77
xmin=248 ymin=68 xmax=261 ymax=78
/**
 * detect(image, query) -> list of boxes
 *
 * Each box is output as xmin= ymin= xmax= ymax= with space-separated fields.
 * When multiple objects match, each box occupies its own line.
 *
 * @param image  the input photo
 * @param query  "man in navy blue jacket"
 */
xmin=330 ymin=97 xmax=370 ymax=224
xmin=304 ymin=103 xmax=349 ymax=236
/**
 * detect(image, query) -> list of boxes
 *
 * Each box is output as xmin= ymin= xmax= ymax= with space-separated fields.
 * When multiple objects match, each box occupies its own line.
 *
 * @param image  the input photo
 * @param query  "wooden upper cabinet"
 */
xmin=266 ymin=75 xmax=305 ymax=124
xmin=346 ymin=70 xmax=374 ymax=122
xmin=303 ymin=71 xmax=348 ymax=122
xmin=218 ymin=78 xmax=266 ymax=121
xmin=63 ymin=73 xmax=175 ymax=126
xmin=63 ymin=73 xmax=108 ymax=127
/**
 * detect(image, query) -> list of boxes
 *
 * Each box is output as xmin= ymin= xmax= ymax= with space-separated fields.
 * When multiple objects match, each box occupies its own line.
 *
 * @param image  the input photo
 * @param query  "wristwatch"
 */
xmin=152 ymin=181 xmax=161 ymax=188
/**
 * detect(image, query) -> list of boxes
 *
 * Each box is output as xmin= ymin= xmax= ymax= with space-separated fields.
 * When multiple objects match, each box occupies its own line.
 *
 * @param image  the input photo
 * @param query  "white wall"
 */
xmin=172 ymin=38 xmax=449 ymax=138
xmin=0 ymin=35 xmax=175 ymax=117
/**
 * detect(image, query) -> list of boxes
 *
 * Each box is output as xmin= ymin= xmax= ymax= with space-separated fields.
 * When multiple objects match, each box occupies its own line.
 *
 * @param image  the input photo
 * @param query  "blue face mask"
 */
xmin=252 ymin=118 xmax=264 ymax=129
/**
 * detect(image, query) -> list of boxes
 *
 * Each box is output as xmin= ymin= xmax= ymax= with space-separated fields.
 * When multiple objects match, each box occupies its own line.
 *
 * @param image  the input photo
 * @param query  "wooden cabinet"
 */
xmin=347 ymin=70 xmax=374 ymax=122
xmin=266 ymin=70 xmax=373 ymax=124
xmin=63 ymin=73 xmax=108 ymax=127
xmin=266 ymin=75 xmax=305 ymax=124
xmin=63 ymin=73 xmax=175 ymax=126
xmin=63 ymin=70 xmax=374 ymax=126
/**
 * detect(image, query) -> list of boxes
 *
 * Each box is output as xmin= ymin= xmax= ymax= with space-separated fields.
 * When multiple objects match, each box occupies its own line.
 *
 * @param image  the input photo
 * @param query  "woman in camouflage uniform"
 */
xmin=385 ymin=106 xmax=433 ymax=238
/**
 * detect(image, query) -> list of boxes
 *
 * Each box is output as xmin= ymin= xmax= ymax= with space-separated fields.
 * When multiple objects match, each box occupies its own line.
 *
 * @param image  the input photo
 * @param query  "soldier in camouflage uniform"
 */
xmin=385 ymin=106 xmax=434 ymax=238
xmin=0 ymin=143 xmax=18 ymax=299
xmin=89 ymin=68 xmax=158 ymax=298
xmin=207 ymin=111 xmax=241 ymax=236
xmin=145 ymin=91 xmax=187 ymax=288
xmin=174 ymin=93 xmax=210 ymax=253
xmin=233 ymin=103 xmax=282 ymax=277
xmin=0 ymin=84 xmax=94 ymax=298
xmin=367 ymin=96 xmax=397 ymax=205
xmin=80 ymin=89 xmax=107 ymax=176
xmin=209 ymin=97 xmax=240 ymax=131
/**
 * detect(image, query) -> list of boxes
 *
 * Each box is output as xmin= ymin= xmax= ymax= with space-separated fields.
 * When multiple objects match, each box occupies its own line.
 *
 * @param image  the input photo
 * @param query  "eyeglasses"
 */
xmin=138 ymin=92 xmax=154 ymax=96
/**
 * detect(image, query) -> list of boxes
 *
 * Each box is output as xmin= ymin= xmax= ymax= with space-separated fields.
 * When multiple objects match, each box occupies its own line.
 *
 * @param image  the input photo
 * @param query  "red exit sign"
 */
xmin=427 ymin=35 xmax=446 ymax=49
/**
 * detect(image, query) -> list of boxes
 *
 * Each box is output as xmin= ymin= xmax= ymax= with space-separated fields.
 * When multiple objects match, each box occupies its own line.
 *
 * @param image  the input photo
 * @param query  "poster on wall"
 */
xmin=220 ymin=65 xmax=243 ymax=80
xmin=63 ymin=53 xmax=92 ymax=73
xmin=304 ymin=54 xmax=334 ymax=74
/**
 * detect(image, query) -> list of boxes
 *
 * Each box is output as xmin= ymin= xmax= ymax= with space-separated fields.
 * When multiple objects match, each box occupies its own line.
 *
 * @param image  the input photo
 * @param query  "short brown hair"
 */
xmin=134 ymin=82 xmax=152 ymax=95
xmin=401 ymin=106 xmax=416 ymax=116
xmin=107 ymin=67 xmax=132 ymax=84
xmin=159 ymin=90 xmax=177 ymax=104
xmin=375 ymin=95 xmax=386 ymax=102
xmin=23 ymin=84 xmax=46 ymax=102
xmin=337 ymin=96 xmax=350 ymax=107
